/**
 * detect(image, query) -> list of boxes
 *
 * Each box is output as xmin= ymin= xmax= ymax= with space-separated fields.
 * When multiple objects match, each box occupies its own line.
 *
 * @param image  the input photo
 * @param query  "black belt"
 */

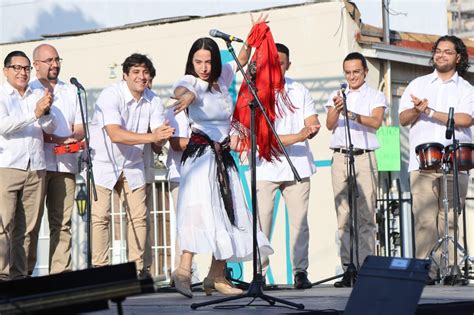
xmin=333 ymin=148 xmax=373 ymax=156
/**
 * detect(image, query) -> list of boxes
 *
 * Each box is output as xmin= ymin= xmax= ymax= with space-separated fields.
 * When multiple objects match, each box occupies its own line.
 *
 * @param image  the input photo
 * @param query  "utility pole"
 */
xmin=382 ymin=0 xmax=392 ymax=125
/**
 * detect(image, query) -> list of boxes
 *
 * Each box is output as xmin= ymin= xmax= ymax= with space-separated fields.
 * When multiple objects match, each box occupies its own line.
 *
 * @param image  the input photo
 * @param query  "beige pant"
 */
xmin=410 ymin=171 xmax=469 ymax=273
xmin=92 ymin=175 xmax=148 ymax=272
xmin=331 ymin=151 xmax=378 ymax=269
xmin=143 ymin=183 xmax=154 ymax=272
xmin=27 ymin=171 xmax=76 ymax=274
xmin=0 ymin=167 xmax=45 ymax=280
xmin=257 ymin=178 xmax=311 ymax=275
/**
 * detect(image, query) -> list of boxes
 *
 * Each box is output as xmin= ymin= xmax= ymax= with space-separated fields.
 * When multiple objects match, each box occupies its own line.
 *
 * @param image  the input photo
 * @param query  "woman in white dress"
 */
xmin=170 ymin=16 xmax=273 ymax=298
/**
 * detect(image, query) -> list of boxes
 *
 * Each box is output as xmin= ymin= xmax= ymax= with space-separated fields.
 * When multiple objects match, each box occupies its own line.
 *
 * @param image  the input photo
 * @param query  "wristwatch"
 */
xmin=349 ymin=111 xmax=357 ymax=121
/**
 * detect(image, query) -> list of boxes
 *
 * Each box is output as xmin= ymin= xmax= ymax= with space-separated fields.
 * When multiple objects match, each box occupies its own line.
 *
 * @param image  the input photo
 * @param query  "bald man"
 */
xmin=27 ymin=44 xmax=84 ymax=274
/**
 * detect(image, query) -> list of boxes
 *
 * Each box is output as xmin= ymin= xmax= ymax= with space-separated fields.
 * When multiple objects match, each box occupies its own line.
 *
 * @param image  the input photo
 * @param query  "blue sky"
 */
xmin=0 ymin=0 xmax=447 ymax=44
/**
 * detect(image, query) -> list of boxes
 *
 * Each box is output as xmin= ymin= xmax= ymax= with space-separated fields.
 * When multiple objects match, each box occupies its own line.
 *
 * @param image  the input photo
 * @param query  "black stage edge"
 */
xmin=302 ymin=302 xmax=474 ymax=315
xmin=0 ymin=262 xmax=153 ymax=314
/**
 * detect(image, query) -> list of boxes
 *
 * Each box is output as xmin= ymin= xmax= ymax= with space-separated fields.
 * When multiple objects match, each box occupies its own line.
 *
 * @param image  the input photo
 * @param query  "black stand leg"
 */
xmin=443 ymin=110 xmax=470 ymax=285
xmin=191 ymin=41 xmax=303 ymax=310
xmin=112 ymin=297 xmax=125 ymax=315
xmin=74 ymin=87 xmax=97 ymax=269
xmin=312 ymin=85 xmax=360 ymax=287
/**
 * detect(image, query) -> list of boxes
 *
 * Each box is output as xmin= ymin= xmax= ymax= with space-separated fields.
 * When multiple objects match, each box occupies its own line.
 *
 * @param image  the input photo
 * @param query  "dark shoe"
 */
xmin=334 ymin=271 xmax=355 ymax=288
xmin=425 ymin=276 xmax=436 ymax=286
xmin=294 ymin=272 xmax=312 ymax=289
xmin=443 ymin=275 xmax=468 ymax=286
xmin=138 ymin=270 xmax=152 ymax=280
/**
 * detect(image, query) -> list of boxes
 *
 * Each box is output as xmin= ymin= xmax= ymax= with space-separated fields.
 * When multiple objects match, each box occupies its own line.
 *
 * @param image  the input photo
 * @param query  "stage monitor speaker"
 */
xmin=344 ymin=255 xmax=430 ymax=315
xmin=0 ymin=262 xmax=152 ymax=314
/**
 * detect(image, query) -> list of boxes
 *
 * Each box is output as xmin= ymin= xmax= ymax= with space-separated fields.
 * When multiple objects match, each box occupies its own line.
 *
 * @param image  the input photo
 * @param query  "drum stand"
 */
xmin=428 ymin=140 xmax=471 ymax=285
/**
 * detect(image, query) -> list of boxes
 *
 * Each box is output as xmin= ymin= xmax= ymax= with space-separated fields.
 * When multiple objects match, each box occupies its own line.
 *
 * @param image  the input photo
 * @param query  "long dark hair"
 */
xmin=185 ymin=37 xmax=222 ymax=84
xmin=430 ymin=35 xmax=470 ymax=78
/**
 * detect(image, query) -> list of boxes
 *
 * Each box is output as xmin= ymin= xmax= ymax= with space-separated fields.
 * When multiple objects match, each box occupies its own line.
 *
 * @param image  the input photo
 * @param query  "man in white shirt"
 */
xmin=325 ymin=52 xmax=386 ymax=287
xmin=89 ymin=53 xmax=174 ymax=278
xmin=399 ymin=35 xmax=472 ymax=285
xmin=26 ymin=44 xmax=84 ymax=275
xmin=0 ymin=50 xmax=54 ymax=280
xmin=256 ymin=43 xmax=320 ymax=289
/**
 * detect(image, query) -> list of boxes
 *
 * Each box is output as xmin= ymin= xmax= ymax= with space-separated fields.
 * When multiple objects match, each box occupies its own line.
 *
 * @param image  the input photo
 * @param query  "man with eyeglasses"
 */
xmin=399 ymin=35 xmax=472 ymax=285
xmin=0 ymin=50 xmax=55 ymax=281
xmin=25 ymin=44 xmax=85 ymax=276
xmin=325 ymin=52 xmax=386 ymax=288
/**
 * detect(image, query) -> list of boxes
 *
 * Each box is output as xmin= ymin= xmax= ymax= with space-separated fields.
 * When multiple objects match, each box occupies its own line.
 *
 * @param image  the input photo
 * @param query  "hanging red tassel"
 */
xmin=232 ymin=22 xmax=294 ymax=162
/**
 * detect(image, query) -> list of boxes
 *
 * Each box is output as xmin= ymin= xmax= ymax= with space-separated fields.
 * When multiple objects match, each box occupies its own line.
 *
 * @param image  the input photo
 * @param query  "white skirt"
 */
xmin=176 ymin=148 xmax=273 ymax=262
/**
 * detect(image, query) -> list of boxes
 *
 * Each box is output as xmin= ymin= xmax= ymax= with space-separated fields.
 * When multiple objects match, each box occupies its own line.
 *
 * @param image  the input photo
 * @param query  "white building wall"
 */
xmin=5 ymin=2 xmax=468 ymax=285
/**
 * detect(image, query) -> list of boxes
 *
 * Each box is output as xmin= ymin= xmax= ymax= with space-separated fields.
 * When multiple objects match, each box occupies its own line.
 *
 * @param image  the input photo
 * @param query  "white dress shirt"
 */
xmin=0 ymin=82 xmax=56 ymax=171
xmin=89 ymin=81 xmax=165 ymax=190
xmin=325 ymin=82 xmax=386 ymax=150
xmin=399 ymin=70 xmax=473 ymax=172
xmin=30 ymin=79 xmax=82 ymax=173
xmin=256 ymin=78 xmax=318 ymax=181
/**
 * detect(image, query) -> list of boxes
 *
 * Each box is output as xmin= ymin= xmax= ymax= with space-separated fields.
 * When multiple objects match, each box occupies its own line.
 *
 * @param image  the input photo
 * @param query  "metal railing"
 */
xmin=34 ymin=171 xmax=175 ymax=278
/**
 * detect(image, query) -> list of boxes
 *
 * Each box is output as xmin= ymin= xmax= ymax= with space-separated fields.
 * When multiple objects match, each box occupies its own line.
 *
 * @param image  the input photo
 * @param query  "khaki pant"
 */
xmin=0 ymin=167 xmax=45 ymax=280
xmin=257 ymin=178 xmax=311 ymax=275
xmin=331 ymin=151 xmax=378 ymax=269
xmin=410 ymin=171 xmax=469 ymax=274
xmin=27 ymin=171 xmax=76 ymax=274
xmin=92 ymin=175 xmax=148 ymax=272
xmin=143 ymin=183 xmax=153 ymax=272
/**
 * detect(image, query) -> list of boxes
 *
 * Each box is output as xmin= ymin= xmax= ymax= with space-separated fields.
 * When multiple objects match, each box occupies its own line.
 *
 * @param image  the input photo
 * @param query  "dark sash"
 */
xmin=181 ymin=129 xmax=237 ymax=225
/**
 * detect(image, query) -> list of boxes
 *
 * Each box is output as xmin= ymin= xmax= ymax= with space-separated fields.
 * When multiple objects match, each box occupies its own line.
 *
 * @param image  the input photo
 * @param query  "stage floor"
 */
xmin=90 ymin=283 xmax=474 ymax=314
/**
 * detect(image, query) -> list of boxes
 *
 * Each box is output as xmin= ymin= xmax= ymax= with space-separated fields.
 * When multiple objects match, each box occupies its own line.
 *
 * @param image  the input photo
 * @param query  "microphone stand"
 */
xmin=313 ymin=86 xmax=359 ymax=287
xmin=444 ymin=125 xmax=463 ymax=285
xmin=191 ymin=41 xmax=303 ymax=310
xmin=75 ymin=87 xmax=97 ymax=268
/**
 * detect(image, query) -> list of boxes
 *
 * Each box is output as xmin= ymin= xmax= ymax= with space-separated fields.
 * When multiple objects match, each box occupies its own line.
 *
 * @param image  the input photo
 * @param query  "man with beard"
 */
xmin=399 ymin=35 xmax=472 ymax=284
xmin=25 ymin=44 xmax=85 ymax=275
xmin=0 ymin=50 xmax=54 ymax=280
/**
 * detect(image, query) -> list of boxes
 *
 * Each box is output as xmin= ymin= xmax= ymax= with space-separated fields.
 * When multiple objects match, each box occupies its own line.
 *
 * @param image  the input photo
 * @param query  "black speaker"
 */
xmin=0 ymin=262 xmax=152 ymax=314
xmin=344 ymin=256 xmax=430 ymax=315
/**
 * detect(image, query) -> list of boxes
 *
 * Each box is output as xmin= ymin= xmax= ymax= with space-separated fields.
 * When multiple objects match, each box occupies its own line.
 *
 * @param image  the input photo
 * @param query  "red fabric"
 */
xmin=232 ymin=22 xmax=292 ymax=162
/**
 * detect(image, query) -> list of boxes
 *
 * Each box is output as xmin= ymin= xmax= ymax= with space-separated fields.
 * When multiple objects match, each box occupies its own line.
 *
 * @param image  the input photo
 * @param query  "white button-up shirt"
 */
xmin=30 ymin=79 xmax=82 ymax=173
xmin=0 ymin=82 xmax=56 ymax=171
xmin=399 ymin=71 xmax=473 ymax=172
xmin=325 ymin=82 xmax=386 ymax=150
xmin=89 ymin=81 xmax=165 ymax=190
xmin=256 ymin=78 xmax=318 ymax=181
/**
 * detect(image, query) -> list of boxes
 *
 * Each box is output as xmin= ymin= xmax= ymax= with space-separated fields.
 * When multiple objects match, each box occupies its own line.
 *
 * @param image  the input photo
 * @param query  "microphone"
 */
xmin=209 ymin=29 xmax=243 ymax=43
xmin=70 ymin=77 xmax=85 ymax=90
xmin=445 ymin=107 xmax=454 ymax=139
xmin=340 ymin=82 xmax=347 ymax=93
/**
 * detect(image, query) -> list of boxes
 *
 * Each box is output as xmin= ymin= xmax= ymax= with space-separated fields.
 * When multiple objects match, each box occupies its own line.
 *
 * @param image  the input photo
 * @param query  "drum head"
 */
xmin=445 ymin=142 xmax=474 ymax=152
xmin=415 ymin=142 xmax=444 ymax=154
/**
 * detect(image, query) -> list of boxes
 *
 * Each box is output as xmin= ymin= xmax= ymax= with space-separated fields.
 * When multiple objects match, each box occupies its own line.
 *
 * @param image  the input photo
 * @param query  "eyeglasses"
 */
xmin=434 ymin=49 xmax=457 ymax=56
xmin=6 ymin=65 xmax=32 ymax=73
xmin=36 ymin=57 xmax=63 ymax=65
